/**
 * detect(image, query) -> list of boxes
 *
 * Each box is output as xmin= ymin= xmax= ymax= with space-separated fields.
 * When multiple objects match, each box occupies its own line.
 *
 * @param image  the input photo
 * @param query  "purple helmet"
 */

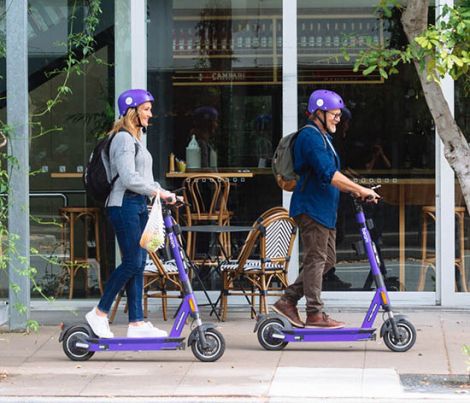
xmin=307 ymin=89 xmax=344 ymax=113
xmin=118 ymin=89 xmax=154 ymax=116
xmin=341 ymin=106 xmax=352 ymax=121
xmin=193 ymin=106 xmax=219 ymax=120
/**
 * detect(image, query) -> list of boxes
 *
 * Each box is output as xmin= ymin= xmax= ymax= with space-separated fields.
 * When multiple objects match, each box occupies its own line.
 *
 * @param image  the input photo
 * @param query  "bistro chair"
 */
xmin=231 ymin=206 xmax=289 ymax=260
xmin=417 ymin=205 xmax=467 ymax=292
xmin=109 ymin=252 xmax=185 ymax=323
xmin=183 ymin=174 xmax=232 ymax=262
xmin=56 ymin=207 xmax=104 ymax=299
xmin=219 ymin=211 xmax=297 ymax=321
xmin=142 ymin=252 xmax=185 ymax=321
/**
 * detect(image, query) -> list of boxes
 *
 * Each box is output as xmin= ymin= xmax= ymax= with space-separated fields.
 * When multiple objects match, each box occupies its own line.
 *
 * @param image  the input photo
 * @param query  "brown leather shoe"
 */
xmin=305 ymin=312 xmax=345 ymax=329
xmin=272 ymin=299 xmax=305 ymax=328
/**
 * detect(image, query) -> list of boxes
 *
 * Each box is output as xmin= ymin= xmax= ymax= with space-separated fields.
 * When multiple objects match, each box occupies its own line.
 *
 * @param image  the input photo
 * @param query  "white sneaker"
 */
xmin=85 ymin=308 xmax=114 ymax=338
xmin=127 ymin=322 xmax=168 ymax=338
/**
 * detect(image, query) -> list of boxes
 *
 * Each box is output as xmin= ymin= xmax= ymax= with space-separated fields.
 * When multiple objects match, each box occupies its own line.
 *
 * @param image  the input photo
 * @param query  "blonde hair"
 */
xmin=108 ymin=108 xmax=141 ymax=139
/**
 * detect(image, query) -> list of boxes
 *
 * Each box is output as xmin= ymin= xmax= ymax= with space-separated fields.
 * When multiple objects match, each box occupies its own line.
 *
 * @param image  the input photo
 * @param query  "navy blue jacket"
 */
xmin=289 ymin=123 xmax=340 ymax=229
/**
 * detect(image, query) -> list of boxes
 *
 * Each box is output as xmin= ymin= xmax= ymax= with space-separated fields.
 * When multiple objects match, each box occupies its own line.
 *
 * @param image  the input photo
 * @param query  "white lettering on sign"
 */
xmin=211 ymin=71 xmax=245 ymax=81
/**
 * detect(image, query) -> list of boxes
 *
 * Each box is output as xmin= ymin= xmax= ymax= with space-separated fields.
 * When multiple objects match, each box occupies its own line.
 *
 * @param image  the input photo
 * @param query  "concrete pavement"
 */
xmin=1 ymin=305 xmax=470 ymax=402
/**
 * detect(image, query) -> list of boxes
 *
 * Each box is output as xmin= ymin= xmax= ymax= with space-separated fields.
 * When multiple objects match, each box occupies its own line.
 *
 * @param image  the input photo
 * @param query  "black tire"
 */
xmin=62 ymin=327 xmax=95 ymax=361
xmin=257 ymin=319 xmax=288 ymax=351
xmin=191 ymin=328 xmax=225 ymax=362
xmin=382 ymin=319 xmax=416 ymax=352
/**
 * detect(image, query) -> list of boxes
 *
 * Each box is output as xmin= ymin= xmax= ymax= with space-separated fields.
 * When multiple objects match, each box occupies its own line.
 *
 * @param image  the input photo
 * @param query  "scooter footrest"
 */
xmin=358 ymin=328 xmax=376 ymax=334
xmin=87 ymin=337 xmax=185 ymax=343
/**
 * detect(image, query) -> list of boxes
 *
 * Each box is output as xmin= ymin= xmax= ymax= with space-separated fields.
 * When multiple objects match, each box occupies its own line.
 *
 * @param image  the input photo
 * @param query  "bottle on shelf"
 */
xmin=276 ymin=22 xmax=282 ymax=48
xmin=358 ymin=22 xmax=365 ymax=47
xmin=324 ymin=22 xmax=332 ymax=48
xmin=370 ymin=21 xmax=380 ymax=45
xmin=315 ymin=22 xmax=323 ymax=48
xmin=236 ymin=23 xmax=244 ymax=49
xmin=172 ymin=29 xmax=176 ymax=52
xmin=260 ymin=23 xmax=267 ymax=48
xmin=342 ymin=22 xmax=349 ymax=47
xmin=308 ymin=22 xmax=315 ymax=49
xmin=349 ymin=21 xmax=357 ymax=47
xmin=220 ymin=25 xmax=228 ymax=51
xmin=187 ymin=28 xmax=193 ymax=51
xmin=300 ymin=22 xmax=307 ymax=48
xmin=178 ymin=28 xmax=185 ymax=51
xmin=244 ymin=22 xmax=252 ymax=48
xmin=186 ymin=135 xmax=201 ymax=169
xmin=333 ymin=22 xmax=340 ymax=48
xmin=194 ymin=27 xmax=201 ymax=51
xmin=169 ymin=153 xmax=175 ymax=172
xmin=204 ymin=26 xmax=210 ymax=51
xmin=267 ymin=22 xmax=273 ymax=48
xmin=252 ymin=23 xmax=260 ymax=48
xmin=212 ymin=28 xmax=218 ymax=51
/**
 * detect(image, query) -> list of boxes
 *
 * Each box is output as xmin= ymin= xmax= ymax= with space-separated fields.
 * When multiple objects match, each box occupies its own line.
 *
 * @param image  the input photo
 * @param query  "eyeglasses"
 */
xmin=327 ymin=111 xmax=342 ymax=120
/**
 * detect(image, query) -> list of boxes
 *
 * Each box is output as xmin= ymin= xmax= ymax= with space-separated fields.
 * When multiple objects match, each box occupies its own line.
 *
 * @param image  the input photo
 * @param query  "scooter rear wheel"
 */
xmin=191 ymin=328 xmax=225 ymax=362
xmin=257 ymin=318 xmax=288 ymax=351
xmin=62 ymin=326 xmax=95 ymax=361
xmin=382 ymin=318 xmax=416 ymax=352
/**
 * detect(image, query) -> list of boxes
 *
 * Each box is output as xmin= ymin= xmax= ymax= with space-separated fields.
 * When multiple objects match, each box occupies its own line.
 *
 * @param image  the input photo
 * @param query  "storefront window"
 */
xmin=23 ymin=1 xmax=114 ymax=299
xmin=147 ymin=0 xmax=283 ymax=291
xmin=455 ymin=78 xmax=469 ymax=293
xmin=296 ymin=2 xmax=436 ymax=293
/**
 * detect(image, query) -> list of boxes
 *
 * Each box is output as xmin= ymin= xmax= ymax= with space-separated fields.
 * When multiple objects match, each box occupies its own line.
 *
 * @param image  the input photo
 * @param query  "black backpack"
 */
xmin=83 ymin=130 xmax=137 ymax=203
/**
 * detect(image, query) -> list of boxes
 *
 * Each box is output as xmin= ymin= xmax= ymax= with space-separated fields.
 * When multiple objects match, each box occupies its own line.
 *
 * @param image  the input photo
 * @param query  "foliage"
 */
xmin=0 ymin=0 xmax=103 ymax=332
xmin=354 ymin=0 xmax=470 ymax=93
xmin=463 ymin=345 xmax=470 ymax=380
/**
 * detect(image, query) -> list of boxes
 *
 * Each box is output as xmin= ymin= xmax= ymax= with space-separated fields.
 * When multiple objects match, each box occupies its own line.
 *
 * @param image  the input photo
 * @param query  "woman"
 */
xmin=86 ymin=88 xmax=177 ymax=338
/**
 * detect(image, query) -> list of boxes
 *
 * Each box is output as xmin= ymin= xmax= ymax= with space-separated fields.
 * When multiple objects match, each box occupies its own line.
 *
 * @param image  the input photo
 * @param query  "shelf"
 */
xmin=51 ymin=173 xmax=82 ymax=179
xmin=170 ymin=11 xmax=384 ymax=86
xmin=166 ymin=170 xmax=254 ymax=179
xmin=173 ymin=53 xmax=275 ymax=59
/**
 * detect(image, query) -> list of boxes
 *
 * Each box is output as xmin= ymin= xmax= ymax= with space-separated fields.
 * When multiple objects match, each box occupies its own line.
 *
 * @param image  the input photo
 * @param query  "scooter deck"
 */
xmin=84 ymin=337 xmax=186 ymax=352
xmin=281 ymin=327 xmax=376 ymax=343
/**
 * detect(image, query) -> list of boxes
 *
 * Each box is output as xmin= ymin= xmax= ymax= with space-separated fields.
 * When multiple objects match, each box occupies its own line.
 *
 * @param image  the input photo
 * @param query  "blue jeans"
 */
xmin=98 ymin=193 xmax=148 ymax=322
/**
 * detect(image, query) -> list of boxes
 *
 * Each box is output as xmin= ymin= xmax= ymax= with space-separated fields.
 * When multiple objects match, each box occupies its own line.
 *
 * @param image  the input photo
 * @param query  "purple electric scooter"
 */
xmin=255 ymin=191 xmax=417 ymax=353
xmin=60 ymin=200 xmax=225 ymax=362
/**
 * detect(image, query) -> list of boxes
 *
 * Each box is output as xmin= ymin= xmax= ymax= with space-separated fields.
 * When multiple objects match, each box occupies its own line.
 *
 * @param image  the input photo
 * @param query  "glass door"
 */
xmin=296 ymin=1 xmax=436 ymax=294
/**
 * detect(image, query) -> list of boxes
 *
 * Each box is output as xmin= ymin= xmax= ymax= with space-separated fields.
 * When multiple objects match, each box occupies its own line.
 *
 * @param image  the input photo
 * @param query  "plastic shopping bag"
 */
xmin=140 ymin=196 xmax=165 ymax=252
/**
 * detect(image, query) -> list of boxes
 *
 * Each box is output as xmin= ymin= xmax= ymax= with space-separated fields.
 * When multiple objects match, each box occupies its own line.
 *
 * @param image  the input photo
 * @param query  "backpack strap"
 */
xmin=297 ymin=124 xmax=327 ymax=192
xmin=106 ymin=130 xmax=140 ymax=193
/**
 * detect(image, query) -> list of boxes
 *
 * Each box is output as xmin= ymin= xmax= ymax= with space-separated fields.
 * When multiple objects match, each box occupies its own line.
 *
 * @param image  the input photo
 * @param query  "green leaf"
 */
xmin=363 ymin=65 xmax=377 ymax=75
xmin=379 ymin=68 xmax=388 ymax=79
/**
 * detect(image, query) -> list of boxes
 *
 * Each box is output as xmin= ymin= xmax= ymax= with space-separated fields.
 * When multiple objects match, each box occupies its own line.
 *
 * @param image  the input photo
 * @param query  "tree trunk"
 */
xmin=402 ymin=0 xmax=470 ymax=211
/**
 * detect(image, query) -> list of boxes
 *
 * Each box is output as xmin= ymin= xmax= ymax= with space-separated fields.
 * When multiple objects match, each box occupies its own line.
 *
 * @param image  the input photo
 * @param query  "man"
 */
xmin=192 ymin=106 xmax=219 ymax=168
xmin=272 ymin=89 xmax=380 ymax=329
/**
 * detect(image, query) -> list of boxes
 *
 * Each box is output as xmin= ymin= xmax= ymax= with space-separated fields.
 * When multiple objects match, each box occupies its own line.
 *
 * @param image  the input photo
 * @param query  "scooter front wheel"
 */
xmin=257 ymin=318 xmax=288 ymax=351
xmin=382 ymin=318 xmax=416 ymax=352
xmin=62 ymin=326 xmax=95 ymax=361
xmin=191 ymin=328 xmax=225 ymax=362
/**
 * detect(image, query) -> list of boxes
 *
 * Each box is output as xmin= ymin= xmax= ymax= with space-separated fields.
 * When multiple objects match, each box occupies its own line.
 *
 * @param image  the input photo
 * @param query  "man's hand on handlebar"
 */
xmin=357 ymin=186 xmax=381 ymax=204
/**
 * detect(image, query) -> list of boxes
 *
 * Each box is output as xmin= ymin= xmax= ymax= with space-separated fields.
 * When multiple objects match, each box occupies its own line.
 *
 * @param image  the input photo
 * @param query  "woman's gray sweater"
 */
xmin=103 ymin=130 xmax=161 ymax=207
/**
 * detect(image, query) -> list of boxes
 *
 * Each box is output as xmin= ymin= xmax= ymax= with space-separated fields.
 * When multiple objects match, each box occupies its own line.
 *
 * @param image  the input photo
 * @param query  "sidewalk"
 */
xmin=1 ymin=305 xmax=470 ymax=402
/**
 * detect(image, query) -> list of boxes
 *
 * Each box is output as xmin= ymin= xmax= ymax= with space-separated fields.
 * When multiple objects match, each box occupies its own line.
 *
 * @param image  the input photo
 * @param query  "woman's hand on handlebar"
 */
xmin=156 ymin=189 xmax=184 ymax=205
